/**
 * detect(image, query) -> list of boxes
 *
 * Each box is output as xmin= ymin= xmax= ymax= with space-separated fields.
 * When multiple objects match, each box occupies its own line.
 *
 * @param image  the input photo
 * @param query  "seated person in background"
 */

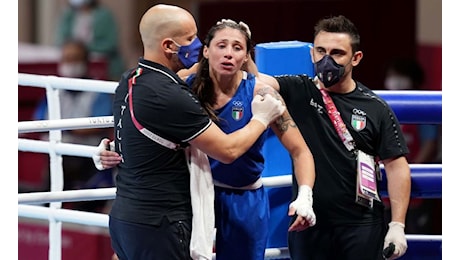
xmin=56 ymin=0 xmax=125 ymax=80
xmin=33 ymin=39 xmax=115 ymax=213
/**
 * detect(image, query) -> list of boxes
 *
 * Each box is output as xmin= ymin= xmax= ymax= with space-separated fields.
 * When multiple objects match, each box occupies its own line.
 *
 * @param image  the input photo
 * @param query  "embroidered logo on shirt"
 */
xmin=351 ymin=108 xmax=367 ymax=131
xmin=232 ymin=100 xmax=243 ymax=121
xmin=310 ymin=98 xmax=324 ymax=114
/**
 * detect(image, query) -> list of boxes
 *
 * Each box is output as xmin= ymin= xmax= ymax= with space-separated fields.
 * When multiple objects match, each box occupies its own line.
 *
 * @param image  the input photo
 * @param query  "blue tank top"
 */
xmin=187 ymin=72 xmax=267 ymax=187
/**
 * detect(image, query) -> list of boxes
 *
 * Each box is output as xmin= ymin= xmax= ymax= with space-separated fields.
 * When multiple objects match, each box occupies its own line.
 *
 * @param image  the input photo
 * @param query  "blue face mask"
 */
xmin=314 ymin=55 xmax=345 ymax=88
xmin=172 ymin=37 xmax=203 ymax=69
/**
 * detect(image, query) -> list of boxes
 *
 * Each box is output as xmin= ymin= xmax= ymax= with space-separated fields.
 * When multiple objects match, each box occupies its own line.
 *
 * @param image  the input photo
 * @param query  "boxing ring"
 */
xmin=18 ymin=42 xmax=442 ymax=260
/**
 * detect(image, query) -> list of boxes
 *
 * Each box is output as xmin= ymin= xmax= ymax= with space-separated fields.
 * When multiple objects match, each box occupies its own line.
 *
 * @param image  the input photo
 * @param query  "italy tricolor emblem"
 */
xmin=232 ymin=107 xmax=243 ymax=121
xmin=351 ymin=114 xmax=366 ymax=131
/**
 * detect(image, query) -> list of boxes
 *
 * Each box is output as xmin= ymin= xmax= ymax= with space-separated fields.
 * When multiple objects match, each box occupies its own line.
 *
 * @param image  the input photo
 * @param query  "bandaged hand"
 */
xmin=383 ymin=222 xmax=407 ymax=259
xmin=92 ymin=138 xmax=119 ymax=170
xmin=251 ymin=94 xmax=286 ymax=128
xmin=288 ymin=185 xmax=316 ymax=227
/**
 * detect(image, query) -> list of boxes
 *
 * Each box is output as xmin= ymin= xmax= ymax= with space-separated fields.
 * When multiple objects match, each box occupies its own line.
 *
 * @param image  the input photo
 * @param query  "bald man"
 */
xmin=106 ymin=4 xmax=286 ymax=260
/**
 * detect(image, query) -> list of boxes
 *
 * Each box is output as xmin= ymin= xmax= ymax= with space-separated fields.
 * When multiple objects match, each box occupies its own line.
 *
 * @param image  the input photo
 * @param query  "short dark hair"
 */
xmin=62 ymin=39 xmax=89 ymax=64
xmin=314 ymin=15 xmax=360 ymax=53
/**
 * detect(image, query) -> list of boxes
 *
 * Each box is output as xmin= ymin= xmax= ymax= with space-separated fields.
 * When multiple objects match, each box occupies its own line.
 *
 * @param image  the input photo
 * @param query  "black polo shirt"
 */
xmin=110 ymin=58 xmax=211 ymax=225
xmin=277 ymin=75 xmax=409 ymax=226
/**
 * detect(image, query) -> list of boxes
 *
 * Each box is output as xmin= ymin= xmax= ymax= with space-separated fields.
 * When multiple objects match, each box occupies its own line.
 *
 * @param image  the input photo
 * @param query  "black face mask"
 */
xmin=314 ymin=55 xmax=345 ymax=88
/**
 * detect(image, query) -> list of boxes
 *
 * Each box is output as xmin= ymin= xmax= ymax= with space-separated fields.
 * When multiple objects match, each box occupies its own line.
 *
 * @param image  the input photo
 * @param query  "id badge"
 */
xmin=355 ymin=150 xmax=381 ymax=208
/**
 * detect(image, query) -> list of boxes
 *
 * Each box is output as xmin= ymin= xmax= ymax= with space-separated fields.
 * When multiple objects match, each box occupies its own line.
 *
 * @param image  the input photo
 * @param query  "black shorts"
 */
xmin=109 ymin=216 xmax=192 ymax=260
xmin=288 ymin=221 xmax=386 ymax=260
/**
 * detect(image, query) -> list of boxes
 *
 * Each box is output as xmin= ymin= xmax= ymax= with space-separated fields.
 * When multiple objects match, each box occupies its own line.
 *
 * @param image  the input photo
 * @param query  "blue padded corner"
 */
xmin=255 ymin=41 xmax=315 ymax=77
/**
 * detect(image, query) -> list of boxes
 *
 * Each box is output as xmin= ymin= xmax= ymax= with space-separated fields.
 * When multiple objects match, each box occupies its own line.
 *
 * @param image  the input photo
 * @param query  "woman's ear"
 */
xmin=244 ymin=53 xmax=249 ymax=63
xmin=202 ymin=46 xmax=209 ymax=59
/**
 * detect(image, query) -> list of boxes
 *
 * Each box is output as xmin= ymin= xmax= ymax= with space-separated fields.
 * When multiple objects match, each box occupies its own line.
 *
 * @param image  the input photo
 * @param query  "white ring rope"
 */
xmin=18 ymin=188 xmax=116 ymax=204
xmin=19 ymin=73 xmax=117 ymax=93
xmin=18 ymin=202 xmax=443 ymax=260
xmin=18 ymin=116 xmax=114 ymax=134
xmin=19 ymin=138 xmax=97 ymax=157
xmin=18 ymin=73 xmax=442 ymax=260
xmin=19 ymin=204 xmax=109 ymax=228
xmin=18 ymin=201 xmax=443 ymax=260
xmin=17 ymin=162 xmax=442 ymax=205
xmin=17 ymin=175 xmax=293 ymax=205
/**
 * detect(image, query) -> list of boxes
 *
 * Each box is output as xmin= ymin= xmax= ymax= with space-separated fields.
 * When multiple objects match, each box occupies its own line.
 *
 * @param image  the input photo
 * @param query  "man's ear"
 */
xmin=162 ymin=38 xmax=176 ymax=53
xmin=352 ymin=51 xmax=363 ymax=67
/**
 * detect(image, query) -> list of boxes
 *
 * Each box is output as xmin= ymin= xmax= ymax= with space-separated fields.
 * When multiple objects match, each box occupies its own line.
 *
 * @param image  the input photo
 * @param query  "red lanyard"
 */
xmin=128 ymin=68 xmax=145 ymax=132
xmin=319 ymin=88 xmax=355 ymax=151
xmin=128 ymin=68 xmax=181 ymax=150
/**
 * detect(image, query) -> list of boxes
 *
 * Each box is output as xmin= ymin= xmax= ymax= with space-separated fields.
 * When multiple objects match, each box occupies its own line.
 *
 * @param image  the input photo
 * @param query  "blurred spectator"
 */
xmin=384 ymin=58 xmax=441 ymax=164
xmin=383 ymin=57 xmax=442 ymax=234
xmin=55 ymin=0 xmax=124 ymax=80
xmin=33 ymin=40 xmax=115 ymax=213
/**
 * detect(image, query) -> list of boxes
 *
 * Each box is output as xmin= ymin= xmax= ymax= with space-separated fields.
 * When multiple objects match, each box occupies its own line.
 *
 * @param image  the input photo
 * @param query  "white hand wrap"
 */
xmin=92 ymin=138 xmax=114 ymax=171
xmin=384 ymin=221 xmax=407 ymax=259
xmin=289 ymin=185 xmax=316 ymax=226
xmin=251 ymin=94 xmax=285 ymax=128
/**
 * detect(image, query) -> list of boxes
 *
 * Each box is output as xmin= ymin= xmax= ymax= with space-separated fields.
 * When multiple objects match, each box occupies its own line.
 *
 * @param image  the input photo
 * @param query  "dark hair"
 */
xmin=314 ymin=15 xmax=360 ymax=53
xmin=62 ymin=39 xmax=90 ymax=64
xmin=191 ymin=21 xmax=252 ymax=122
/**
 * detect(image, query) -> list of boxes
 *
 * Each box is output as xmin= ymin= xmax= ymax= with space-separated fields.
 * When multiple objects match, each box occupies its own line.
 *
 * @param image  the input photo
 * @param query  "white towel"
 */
xmin=186 ymin=146 xmax=215 ymax=260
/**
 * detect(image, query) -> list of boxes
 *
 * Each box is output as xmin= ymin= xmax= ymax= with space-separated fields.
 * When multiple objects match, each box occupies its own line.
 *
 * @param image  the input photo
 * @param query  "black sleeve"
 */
xmin=134 ymin=81 xmax=211 ymax=144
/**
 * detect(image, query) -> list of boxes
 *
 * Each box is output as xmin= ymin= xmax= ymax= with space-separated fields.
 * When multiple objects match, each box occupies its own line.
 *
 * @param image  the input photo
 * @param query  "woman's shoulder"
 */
xmin=253 ymin=74 xmax=279 ymax=97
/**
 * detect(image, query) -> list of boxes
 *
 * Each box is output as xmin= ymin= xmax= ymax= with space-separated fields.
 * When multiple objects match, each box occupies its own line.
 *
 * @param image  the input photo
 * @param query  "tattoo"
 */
xmin=275 ymin=113 xmax=297 ymax=132
xmin=255 ymin=86 xmax=282 ymax=102
xmin=255 ymin=85 xmax=295 ymax=132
